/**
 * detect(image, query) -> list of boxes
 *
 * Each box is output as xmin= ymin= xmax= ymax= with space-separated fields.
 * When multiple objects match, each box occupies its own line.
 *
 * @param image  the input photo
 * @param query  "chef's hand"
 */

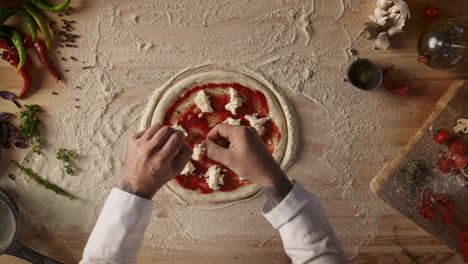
xmin=205 ymin=124 xmax=293 ymax=205
xmin=118 ymin=124 xmax=192 ymax=199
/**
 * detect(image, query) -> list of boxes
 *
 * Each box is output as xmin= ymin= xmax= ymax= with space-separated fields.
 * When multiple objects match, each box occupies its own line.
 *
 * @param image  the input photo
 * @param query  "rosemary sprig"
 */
xmin=10 ymin=160 xmax=78 ymax=200
xmin=19 ymin=104 xmax=43 ymax=155
xmin=56 ymin=148 xmax=78 ymax=175
xmin=398 ymin=160 xmax=427 ymax=194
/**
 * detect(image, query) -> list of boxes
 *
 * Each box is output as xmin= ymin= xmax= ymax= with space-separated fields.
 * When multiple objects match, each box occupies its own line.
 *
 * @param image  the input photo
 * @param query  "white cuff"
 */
xmin=81 ymin=188 xmax=153 ymax=264
xmin=262 ymin=183 xmax=320 ymax=229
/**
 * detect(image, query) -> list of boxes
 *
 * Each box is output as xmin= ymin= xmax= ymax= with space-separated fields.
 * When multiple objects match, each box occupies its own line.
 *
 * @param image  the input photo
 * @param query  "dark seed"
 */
xmin=12 ymin=100 xmax=21 ymax=108
xmin=52 ymin=92 xmax=58 ymax=95
xmin=75 ymin=105 xmax=80 ymax=109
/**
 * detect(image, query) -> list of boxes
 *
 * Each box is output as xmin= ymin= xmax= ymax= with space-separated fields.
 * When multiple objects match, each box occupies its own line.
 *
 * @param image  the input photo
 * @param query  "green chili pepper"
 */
xmin=0 ymin=25 xmax=26 ymax=71
xmin=22 ymin=1 xmax=52 ymax=49
xmin=0 ymin=8 xmax=38 ymax=41
xmin=29 ymin=0 xmax=71 ymax=13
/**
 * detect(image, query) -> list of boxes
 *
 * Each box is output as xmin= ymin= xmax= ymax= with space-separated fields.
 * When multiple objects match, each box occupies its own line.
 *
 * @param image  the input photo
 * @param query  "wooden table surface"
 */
xmin=1 ymin=0 xmax=468 ymax=263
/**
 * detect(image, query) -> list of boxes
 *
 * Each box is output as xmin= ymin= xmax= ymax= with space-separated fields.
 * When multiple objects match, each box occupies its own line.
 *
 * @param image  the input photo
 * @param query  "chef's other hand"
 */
xmin=118 ymin=124 xmax=192 ymax=199
xmin=204 ymin=124 xmax=291 ymax=189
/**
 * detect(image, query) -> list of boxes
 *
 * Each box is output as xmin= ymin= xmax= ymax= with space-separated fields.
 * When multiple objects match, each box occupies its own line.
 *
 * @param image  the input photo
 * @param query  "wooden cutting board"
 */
xmin=371 ymin=80 xmax=468 ymax=253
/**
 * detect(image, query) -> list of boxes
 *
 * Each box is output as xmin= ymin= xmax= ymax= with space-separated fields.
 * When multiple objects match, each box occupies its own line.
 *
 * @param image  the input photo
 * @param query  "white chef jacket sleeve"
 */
xmin=262 ymin=183 xmax=348 ymax=264
xmin=80 ymin=188 xmax=153 ymax=264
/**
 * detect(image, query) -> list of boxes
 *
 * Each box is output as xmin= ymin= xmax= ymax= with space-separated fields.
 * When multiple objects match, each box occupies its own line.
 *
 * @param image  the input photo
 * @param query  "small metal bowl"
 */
xmin=347 ymin=58 xmax=383 ymax=91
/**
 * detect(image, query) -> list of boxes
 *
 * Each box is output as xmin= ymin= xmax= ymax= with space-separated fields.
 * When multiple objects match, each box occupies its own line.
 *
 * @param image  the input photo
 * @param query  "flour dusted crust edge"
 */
xmin=140 ymin=66 xmax=298 ymax=203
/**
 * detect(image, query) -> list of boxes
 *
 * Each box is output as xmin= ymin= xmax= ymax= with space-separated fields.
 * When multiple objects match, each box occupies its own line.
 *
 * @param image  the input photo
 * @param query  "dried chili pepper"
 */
xmin=0 ymin=8 xmax=38 ymax=41
xmin=2 ymin=51 xmax=32 ymax=99
xmin=418 ymin=189 xmax=454 ymax=224
xmin=32 ymin=38 xmax=60 ymax=82
xmin=29 ymin=0 xmax=71 ymax=13
xmin=0 ymin=38 xmax=16 ymax=54
xmin=461 ymin=232 xmax=468 ymax=263
xmin=0 ymin=25 xmax=26 ymax=71
xmin=419 ymin=189 xmax=434 ymax=221
xmin=22 ymin=1 xmax=52 ymax=49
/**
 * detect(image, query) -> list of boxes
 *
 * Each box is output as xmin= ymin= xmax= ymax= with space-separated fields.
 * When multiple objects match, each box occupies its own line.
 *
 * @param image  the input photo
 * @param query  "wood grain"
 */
xmin=0 ymin=0 xmax=468 ymax=263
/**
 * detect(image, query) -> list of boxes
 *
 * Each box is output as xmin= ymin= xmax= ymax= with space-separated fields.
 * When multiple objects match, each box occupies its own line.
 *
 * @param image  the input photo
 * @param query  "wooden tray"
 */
xmin=371 ymin=80 xmax=468 ymax=253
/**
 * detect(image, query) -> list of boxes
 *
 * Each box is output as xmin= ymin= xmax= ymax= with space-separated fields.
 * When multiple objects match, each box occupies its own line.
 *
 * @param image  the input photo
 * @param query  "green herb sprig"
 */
xmin=398 ymin=160 xmax=427 ymax=194
xmin=56 ymin=148 xmax=78 ymax=175
xmin=19 ymin=104 xmax=42 ymax=154
xmin=10 ymin=160 xmax=78 ymax=200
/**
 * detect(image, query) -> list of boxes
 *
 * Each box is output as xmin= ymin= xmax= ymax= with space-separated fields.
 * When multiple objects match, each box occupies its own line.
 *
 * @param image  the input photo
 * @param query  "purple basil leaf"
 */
xmin=14 ymin=141 xmax=30 ymax=149
xmin=0 ymin=122 xmax=8 ymax=147
xmin=0 ymin=112 xmax=12 ymax=121
xmin=6 ymin=123 xmax=18 ymax=139
xmin=0 ymin=91 xmax=17 ymax=100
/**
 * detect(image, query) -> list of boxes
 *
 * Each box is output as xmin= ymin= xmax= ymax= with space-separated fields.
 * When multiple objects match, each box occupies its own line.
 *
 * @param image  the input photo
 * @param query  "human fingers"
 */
xmin=160 ymin=131 xmax=185 ymax=159
xmin=142 ymin=123 xmax=162 ymax=141
xmin=206 ymin=124 xmax=236 ymax=142
xmin=131 ymin=130 xmax=146 ymax=140
xmin=148 ymin=126 xmax=176 ymax=150
xmin=204 ymin=138 xmax=232 ymax=166
xmin=172 ymin=144 xmax=193 ymax=171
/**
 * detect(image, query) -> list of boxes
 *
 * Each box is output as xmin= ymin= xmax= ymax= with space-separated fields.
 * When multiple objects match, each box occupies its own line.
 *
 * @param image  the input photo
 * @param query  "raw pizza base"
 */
xmin=140 ymin=67 xmax=297 ymax=203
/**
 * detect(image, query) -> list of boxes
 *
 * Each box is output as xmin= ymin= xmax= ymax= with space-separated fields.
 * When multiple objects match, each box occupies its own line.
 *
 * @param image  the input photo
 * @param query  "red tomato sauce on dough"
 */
xmin=163 ymin=82 xmax=282 ymax=194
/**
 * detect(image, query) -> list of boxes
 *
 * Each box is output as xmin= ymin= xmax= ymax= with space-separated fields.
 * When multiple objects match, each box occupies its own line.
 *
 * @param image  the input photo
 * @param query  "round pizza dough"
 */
xmin=140 ymin=66 xmax=297 ymax=203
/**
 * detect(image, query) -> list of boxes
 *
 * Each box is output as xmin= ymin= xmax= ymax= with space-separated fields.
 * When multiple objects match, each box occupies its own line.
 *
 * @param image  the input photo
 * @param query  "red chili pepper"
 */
xmin=31 ymin=39 xmax=60 ymax=82
xmin=23 ymin=35 xmax=33 ymax=50
xmin=419 ymin=189 xmax=454 ymax=224
xmin=461 ymin=232 xmax=468 ymax=263
xmin=1 ymin=50 xmax=32 ymax=99
xmin=0 ymin=38 xmax=17 ymax=54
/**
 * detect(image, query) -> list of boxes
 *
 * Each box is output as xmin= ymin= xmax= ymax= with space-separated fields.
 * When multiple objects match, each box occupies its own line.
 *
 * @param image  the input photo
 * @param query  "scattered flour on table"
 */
xmin=0 ymin=0 xmax=423 ymax=259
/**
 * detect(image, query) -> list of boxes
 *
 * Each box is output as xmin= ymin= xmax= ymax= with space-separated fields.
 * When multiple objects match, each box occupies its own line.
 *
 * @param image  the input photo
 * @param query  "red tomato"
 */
xmin=439 ymin=158 xmax=454 ymax=173
xmin=449 ymin=138 xmax=467 ymax=156
xmin=424 ymin=7 xmax=440 ymax=21
xmin=434 ymin=130 xmax=450 ymax=144
xmin=389 ymin=85 xmax=410 ymax=96
xmin=453 ymin=155 xmax=468 ymax=169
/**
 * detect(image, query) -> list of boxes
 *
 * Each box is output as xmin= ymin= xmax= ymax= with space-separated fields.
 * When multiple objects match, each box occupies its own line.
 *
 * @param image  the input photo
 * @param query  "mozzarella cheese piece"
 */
xmin=223 ymin=117 xmax=241 ymax=126
xmin=205 ymin=165 xmax=224 ymax=190
xmin=194 ymin=91 xmax=213 ymax=113
xmin=225 ymin=88 xmax=243 ymax=115
xmin=181 ymin=161 xmax=195 ymax=175
xmin=192 ymin=143 xmax=205 ymax=161
xmin=245 ymin=114 xmax=271 ymax=136
xmin=172 ymin=124 xmax=188 ymax=136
